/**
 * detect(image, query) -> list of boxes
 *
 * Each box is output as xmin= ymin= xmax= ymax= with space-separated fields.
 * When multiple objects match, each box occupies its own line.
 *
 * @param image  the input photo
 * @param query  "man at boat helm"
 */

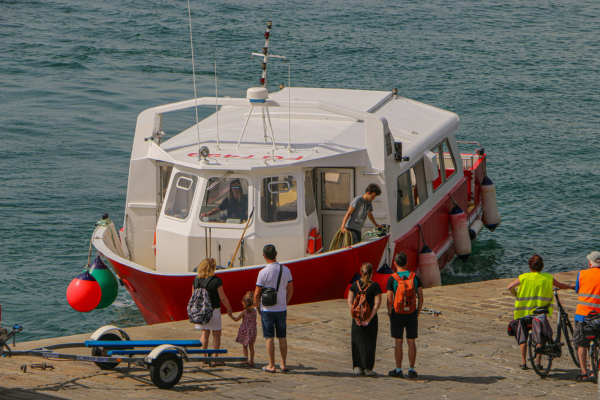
xmin=572 ymin=251 xmax=600 ymax=382
xmin=507 ymin=254 xmax=574 ymax=370
xmin=341 ymin=183 xmax=383 ymax=245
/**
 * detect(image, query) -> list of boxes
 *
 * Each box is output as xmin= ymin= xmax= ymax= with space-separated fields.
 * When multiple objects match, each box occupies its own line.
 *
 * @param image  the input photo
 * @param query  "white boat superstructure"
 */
xmin=121 ymin=85 xmax=460 ymax=273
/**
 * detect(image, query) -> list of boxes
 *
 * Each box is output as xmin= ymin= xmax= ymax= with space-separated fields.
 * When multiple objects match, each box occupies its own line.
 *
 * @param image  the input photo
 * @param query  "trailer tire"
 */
xmin=149 ymin=353 xmax=183 ymax=389
xmin=91 ymin=333 xmax=121 ymax=370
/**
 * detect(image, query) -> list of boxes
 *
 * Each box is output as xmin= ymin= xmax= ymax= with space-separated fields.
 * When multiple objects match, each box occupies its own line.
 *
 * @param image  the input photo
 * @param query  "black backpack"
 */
xmin=187 ymin=276 xmax=214 ymax=324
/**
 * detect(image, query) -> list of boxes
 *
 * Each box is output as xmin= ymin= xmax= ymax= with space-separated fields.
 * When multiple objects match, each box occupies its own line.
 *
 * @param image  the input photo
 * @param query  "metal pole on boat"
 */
xmin=230 ymin=207 xmax=254 ymax=268
xmin=215 ymin=60 xmax=220 ymax=150
xmin=204 ymin=227 xmax=208 ymax=260
xmin=286 ymin=61 xmax=292 ymax=152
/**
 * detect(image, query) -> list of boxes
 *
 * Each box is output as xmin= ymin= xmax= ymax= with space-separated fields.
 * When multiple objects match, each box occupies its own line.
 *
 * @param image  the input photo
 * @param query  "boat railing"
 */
xmin=457 ymin=141 xmax=484 ymax=171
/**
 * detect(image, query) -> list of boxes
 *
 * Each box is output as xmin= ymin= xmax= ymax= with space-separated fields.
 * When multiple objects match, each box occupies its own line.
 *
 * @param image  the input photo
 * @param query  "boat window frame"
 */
xmin=304 ymin=169 xmax=316 ymax=217
xmin=396 ymin=158 xmax=428 ymax=222
xmin=163 ymin=171 xmax=199 ymax=222
xmin=196 ymin=174 xmax=253 ymax=229
xmin=431 ymin=138 xmax=458 ymax=193
xmin=259 ymin=173 xmax=300 ymax=225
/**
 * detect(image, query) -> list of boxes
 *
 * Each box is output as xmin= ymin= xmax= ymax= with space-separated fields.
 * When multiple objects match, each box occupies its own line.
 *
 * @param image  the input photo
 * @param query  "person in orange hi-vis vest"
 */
xmin=573 ymin=251 xmax=600 ymax=382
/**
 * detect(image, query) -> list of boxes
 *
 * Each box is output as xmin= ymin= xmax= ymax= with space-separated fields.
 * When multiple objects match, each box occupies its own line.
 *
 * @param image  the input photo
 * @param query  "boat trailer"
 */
xmin=0 ymin=324 xmax=246 ymax=389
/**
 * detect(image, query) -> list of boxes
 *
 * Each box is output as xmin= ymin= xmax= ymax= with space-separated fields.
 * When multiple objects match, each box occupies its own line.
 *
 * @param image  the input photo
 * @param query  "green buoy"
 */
xmin=89 ymin=255 xmax=119 ymax=309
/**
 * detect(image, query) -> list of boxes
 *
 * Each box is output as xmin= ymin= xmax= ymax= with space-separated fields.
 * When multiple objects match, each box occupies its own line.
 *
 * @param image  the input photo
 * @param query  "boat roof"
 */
xmin=157 ymin=87 xmax=459 ymax=171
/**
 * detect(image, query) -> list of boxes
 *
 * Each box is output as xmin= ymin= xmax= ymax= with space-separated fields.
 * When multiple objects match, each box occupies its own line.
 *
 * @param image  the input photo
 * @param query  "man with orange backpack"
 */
xmin=387 ymin=252 xmax=423 ymax=378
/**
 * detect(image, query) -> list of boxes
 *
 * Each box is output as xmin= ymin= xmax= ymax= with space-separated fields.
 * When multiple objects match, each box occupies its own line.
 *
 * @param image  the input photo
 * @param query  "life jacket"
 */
xmin=392 ymin=272 xmax=417 ymax=314
xmin=576 ymin=268 xmax=600 ymax=317
xmin=514 ymin=272 xmax=553 ymax=319
xmin=306 ymin=228 xmax=323 ymax=254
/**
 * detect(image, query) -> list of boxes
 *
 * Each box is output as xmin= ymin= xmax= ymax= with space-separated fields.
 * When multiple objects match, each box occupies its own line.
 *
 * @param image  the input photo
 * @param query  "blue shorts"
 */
xmin=261 ymin=310 xmax=287 ymax=339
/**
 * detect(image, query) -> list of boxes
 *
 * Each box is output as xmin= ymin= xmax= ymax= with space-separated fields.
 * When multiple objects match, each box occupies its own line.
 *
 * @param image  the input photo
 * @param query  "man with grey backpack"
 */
xmin=254 ymin=244 xmax=294 ymax=373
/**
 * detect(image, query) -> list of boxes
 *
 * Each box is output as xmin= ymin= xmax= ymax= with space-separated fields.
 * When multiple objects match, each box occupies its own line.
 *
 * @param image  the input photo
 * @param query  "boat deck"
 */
xmin=0 ymin=271 xmax=596 ymax=399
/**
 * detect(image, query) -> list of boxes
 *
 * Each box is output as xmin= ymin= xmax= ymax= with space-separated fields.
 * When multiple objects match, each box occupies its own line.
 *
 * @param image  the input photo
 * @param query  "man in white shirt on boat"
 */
xmin=254 ymin=244 xmax=294 ymax=373
xmin=341 ymin=183 xmax=383 ymax=245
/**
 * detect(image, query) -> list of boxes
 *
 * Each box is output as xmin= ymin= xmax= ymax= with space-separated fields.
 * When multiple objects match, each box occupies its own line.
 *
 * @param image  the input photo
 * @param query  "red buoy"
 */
xmin=66 ymin=271 xmax=102 ymax=312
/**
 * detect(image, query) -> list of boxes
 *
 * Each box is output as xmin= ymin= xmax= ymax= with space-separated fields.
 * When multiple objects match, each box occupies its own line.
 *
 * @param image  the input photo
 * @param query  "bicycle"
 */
xmin=527 ymin=288 xmax=579 ymax=377
xmin=582 ymin=311 xmax=600 ymax=381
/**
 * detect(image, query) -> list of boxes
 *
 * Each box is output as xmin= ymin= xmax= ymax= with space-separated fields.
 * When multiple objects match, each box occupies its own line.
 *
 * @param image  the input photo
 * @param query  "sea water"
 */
xmin=1 ymin=0 xmax=599 ymax=341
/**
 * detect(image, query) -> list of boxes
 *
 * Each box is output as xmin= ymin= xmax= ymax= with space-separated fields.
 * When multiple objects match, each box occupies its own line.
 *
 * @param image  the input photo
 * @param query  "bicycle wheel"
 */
xmin=528 ymin=337 xmax=553 ymax=377
xmin=590 ymin=340 xmax=599 ymax=382
xmin=562 ymin=318 xmax=580 ymax=368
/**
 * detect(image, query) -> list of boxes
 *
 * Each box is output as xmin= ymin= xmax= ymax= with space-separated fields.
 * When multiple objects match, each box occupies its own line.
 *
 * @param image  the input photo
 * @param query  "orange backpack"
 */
xmin=392 ymin=272 xmax=417 ymax=314
xmin=351 ymin=281 xmax=372 ymax=324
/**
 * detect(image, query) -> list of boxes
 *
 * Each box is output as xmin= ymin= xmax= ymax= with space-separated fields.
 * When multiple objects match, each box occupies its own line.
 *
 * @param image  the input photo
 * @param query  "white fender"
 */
xmin=145 ymin=344 xmax=189 ymax=362
xmin=90 ymin=325 xmax=131 ymax=341
xmin=449 ymin=205 xmax=471 ymax=262
xmin=418 ymin=245 xmax=441 ymax=288
xmin=481 ymin=177 xmax=501 ymax=231
xmin=468 ymin=219 xmax=484 ymax=241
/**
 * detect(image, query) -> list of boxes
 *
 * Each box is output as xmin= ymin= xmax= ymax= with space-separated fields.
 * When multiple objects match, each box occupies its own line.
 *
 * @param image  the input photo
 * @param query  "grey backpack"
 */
xmin=187 ymin=277 xmax=214 ymax=324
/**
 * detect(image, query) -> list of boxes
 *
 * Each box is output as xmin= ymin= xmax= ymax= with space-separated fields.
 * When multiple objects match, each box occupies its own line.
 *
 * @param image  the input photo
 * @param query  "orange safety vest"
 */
xmin=576 ymin=268 xmax=600 ymax=316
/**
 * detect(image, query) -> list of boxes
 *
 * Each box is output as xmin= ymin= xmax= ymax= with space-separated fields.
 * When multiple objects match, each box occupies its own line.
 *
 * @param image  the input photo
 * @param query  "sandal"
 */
xmin=576 ymin=374 xmax=589 ymax=382
xmin=210 ymin=361 xmax=226 ymax=367
xmin=262 ymin=366 xmax=276 ymax=373
xmin=280 ymin=366 xmax=290 ymax=373
xmin=519 ymin=363 xmax=528 ymax=370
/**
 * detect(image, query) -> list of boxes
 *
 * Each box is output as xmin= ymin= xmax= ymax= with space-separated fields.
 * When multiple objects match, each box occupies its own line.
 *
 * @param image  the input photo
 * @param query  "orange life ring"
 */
xmin=306 ymin=227 xmax=323 ymax=254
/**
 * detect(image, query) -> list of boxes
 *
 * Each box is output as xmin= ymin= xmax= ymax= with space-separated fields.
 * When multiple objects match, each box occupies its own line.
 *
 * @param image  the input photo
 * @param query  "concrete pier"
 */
xmin=0 ymin=271 xmax=596 ymax=399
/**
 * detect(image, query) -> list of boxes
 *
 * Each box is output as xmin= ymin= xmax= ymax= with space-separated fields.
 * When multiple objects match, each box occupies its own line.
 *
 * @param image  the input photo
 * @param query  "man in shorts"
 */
xmin=340 ymin=183 xmax=382 ymax=245
xmin=573 ymin=251 xmax=600 ymax=382
xmin=387 ymin=252 xmax=423 ymax=378
xmin=254 ymin=244 xmax=294 ymax=373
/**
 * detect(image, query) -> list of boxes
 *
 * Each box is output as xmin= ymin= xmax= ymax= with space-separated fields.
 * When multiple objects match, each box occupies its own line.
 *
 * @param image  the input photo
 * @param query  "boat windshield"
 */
xmin=200 ymin=178 xmax=249 ymax=224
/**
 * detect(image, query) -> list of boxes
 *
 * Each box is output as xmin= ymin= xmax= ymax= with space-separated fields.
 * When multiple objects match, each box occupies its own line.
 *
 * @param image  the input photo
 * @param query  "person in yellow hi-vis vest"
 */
xmin=507 ymin=254 xmax=574 ymax=369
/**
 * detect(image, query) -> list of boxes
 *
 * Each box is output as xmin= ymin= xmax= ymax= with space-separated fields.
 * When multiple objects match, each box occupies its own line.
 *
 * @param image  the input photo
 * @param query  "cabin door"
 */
xmin=316 ymin=168 xmax=354 ymax=251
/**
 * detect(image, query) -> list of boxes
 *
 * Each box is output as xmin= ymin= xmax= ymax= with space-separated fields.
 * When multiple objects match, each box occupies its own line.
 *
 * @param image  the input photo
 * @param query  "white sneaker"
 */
xmin=355 ymin=368 xmax=365 ymax=375
xmin=365 ymin=369 xmax=377 ymax=376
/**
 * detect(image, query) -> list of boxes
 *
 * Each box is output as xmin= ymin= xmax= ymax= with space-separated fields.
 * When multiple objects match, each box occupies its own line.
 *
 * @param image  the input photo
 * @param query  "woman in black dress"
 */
xmin=347 ymin=263 xmax=382 ymax=376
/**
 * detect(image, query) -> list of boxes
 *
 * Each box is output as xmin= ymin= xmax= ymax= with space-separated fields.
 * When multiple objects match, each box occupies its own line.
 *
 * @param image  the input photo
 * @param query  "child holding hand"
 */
xmin=229 ymin=291 xmax=257 ymax=366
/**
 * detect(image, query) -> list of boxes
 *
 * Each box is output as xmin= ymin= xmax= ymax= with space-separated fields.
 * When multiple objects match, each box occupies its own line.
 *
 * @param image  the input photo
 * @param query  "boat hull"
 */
xmin=102 ymin=236 xmax=388 ymax=325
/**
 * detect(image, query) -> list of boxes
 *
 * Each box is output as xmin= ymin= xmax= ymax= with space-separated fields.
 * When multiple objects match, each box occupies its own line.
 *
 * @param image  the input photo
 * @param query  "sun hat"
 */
xmin=587 ymin=251 xmax=600 ymax=264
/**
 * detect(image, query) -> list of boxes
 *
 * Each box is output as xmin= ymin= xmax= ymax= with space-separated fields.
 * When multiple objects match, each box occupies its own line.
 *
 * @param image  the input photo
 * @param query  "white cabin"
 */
xmin=120 ymin=86 xmax=461 ymax=273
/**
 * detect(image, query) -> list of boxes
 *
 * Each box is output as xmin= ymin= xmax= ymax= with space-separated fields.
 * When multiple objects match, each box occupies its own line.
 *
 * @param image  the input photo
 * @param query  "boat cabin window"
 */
xmin=164 ymin=173 xmax=198 ymax=220
xmin=261 ymin=175 xmax=298 ymax=223
xmin=431 ymin=139 xmax=457 ymax=191
xmin=397 ymin=160 xmax=428 ymax=222
xmin=321 ymin=172 xmax=351 ymax=210
xmin=200 ymin=178 xmax=249 ymax=224
xmin=304 ymin=170 xmax=316 ymax=216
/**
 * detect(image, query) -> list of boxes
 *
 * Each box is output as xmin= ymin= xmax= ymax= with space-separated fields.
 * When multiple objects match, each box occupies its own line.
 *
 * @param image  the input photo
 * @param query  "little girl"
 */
xmin=229 ymin=291 xmax=257 ymax=366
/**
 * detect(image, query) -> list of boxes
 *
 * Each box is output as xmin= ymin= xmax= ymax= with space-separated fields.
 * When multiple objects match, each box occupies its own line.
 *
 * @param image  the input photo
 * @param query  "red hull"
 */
xmin=106 ymin=237 xmax=388 ymax=325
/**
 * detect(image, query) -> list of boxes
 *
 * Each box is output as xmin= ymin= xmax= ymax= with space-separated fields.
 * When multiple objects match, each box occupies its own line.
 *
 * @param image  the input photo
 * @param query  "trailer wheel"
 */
xmin=149 ymin=353 xmax=183 ymax=389
xmin=91 ymin=333 xmax=121 ymax=370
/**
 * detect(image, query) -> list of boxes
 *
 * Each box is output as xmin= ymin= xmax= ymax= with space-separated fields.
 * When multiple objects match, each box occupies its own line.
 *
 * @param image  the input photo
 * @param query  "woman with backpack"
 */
xmin=347 ymin=263 xmax=382 ymax=376
xmin=192 ymin=258 xmax=233 ymax=367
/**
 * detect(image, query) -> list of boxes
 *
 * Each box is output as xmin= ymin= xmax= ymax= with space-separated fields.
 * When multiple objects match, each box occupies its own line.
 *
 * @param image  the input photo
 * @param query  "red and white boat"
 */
xmin=92 ymin=23 xmax=500 ymax=325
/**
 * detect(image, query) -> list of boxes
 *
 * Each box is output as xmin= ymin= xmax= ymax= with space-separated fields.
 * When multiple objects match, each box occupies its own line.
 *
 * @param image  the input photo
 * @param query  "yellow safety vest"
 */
xmin=514 ymin=272 xmax=554 ymax=319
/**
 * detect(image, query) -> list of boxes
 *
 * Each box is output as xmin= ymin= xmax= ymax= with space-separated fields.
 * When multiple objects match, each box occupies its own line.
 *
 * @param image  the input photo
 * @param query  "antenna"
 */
xmin=287 ymin=60 xmax=292 ymax=152
xmin=251 ymin=21 xmax=286 ymax=89
xmin=186 ymin=0 xmax=202 ymax=160
xmin=214 ymin=60 xmax=220 ymax=150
